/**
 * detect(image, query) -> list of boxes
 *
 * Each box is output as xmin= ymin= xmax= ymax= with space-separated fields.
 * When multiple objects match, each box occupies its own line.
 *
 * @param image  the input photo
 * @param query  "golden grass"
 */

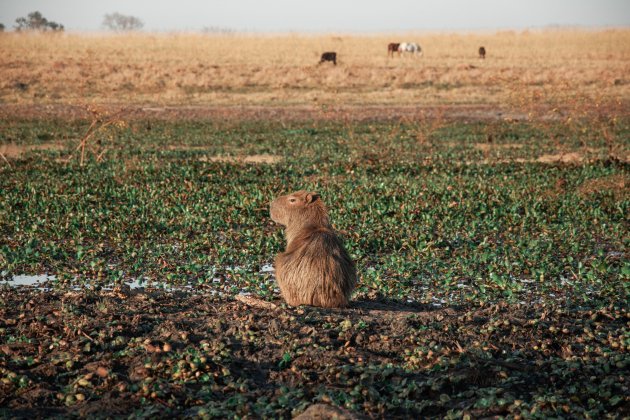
xmin=0 ymin=30 xmax=629 ymax=108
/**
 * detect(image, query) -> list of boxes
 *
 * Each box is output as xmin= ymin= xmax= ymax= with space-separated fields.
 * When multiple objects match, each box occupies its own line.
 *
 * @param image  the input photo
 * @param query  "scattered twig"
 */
xmin=0 ymin=152 xmax=11 ymax=168
xmin=235 ymin=294 xmax=278 ymax=310
xmin=96 ymin=147 xmax=109 ymax=163
xmin=79 ymin=329 xmax=95 ymax=342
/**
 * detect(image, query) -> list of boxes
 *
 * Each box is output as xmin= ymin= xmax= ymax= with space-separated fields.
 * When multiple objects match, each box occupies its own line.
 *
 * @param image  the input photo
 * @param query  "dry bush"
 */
xmin=66 ymin=106 xmax=128 ymax=166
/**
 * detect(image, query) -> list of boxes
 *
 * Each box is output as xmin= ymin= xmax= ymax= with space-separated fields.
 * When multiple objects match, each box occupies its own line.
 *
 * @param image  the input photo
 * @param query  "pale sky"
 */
xmin=1 ymin=0 xmax=629 ymax=32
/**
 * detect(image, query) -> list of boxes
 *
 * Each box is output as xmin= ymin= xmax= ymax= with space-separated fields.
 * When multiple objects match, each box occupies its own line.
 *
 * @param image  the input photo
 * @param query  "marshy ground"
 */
xmin=1 ymin=287 xmax=627 ymax=418
xmin=1 ymin=116 xmax=628 ymax=418
xmin=1 ymin=30 xmax=629 ymax=418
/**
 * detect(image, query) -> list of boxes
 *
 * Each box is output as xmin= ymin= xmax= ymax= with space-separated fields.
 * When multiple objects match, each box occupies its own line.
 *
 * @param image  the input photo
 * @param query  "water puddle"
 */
xmin=3 ymin=263 xmax=277 ymax=293
xmin=260 ymin=263 xmax=275 ymax=273
xmin=2 ymin=274 xmax=193 ymax=292
xmin=6 ymin=274 xmax=56 ymax=288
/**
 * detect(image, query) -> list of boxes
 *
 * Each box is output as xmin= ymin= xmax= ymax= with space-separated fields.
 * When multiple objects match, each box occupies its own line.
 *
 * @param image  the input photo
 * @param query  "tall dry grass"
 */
xmin=0 ymin=30 xmax=629 ymax=108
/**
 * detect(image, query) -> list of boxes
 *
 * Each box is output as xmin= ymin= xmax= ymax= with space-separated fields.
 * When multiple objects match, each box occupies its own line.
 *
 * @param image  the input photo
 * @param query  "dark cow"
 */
xmin=479 ymin=46 xmax=486 ymax=59
xmin=319 ymin=52 xmax=337 ymax=65
xmin=387 ymin=42 xmax=400 ymax=57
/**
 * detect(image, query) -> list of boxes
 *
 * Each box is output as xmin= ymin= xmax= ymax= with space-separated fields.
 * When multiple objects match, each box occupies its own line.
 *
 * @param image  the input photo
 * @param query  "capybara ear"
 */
xmin=305 ymin=192 xmax=319 ymax=204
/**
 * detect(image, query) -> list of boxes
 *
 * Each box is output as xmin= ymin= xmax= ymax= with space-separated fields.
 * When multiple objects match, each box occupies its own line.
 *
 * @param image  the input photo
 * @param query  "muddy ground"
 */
xmin=1 ymin=104 xmax=628 ymax=418
xmin=0 ymin=287 xmax=627 ymax=418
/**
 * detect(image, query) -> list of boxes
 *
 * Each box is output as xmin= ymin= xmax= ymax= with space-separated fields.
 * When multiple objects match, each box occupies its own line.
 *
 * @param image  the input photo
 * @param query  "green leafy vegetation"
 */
xmin=0 ymin=117 xmax=628 ymax=417
xmin=1 ymin=118 xmax=627 ymax=305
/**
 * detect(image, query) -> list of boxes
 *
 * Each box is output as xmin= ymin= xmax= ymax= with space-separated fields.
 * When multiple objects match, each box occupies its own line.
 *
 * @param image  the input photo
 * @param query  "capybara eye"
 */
xmin=289 ymin=198 xmax=296 ymax=202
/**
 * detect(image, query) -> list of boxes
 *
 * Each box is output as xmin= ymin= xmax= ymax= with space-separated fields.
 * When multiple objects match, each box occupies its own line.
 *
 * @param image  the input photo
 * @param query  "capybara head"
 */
xmin=270 ymin=190 xmax=330 ymax=229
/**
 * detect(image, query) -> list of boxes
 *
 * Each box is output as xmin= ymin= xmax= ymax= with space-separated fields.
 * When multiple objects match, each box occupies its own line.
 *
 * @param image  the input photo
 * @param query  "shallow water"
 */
xmin=3 ymin=274 xmax=191 ymax=291
xmin=3 ymin=263 xmax=276 ymax=293
xmin=6 ymin=274 xmax=56 ymax=288
xmin=260 ymin=263 xmax=275 ymax=273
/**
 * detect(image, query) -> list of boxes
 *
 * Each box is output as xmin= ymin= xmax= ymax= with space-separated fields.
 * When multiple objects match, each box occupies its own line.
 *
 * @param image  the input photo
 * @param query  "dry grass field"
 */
xmin=1 ymin=29 xmax=629 ymax=111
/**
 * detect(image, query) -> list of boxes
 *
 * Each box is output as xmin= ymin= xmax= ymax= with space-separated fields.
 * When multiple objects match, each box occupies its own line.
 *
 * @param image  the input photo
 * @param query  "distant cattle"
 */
xmin=387 ymin=42 xmax=400 ymax=57
xmin=319 ymin=52 xmax=337 ymax=65
xmin=479 ymin=46 xmax=486 ymax=59
xmin=399 ymin=42 xmax=422 ymax=57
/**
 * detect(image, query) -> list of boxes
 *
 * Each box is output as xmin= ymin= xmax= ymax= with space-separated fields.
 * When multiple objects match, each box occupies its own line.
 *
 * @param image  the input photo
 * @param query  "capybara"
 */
xmin=270 ymin=191 xmax=357 ymax=308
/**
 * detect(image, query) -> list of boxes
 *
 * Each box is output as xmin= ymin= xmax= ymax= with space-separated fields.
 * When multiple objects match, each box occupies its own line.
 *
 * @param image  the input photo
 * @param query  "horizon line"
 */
xmin=2 ymin=24 xmax=629 ymax=36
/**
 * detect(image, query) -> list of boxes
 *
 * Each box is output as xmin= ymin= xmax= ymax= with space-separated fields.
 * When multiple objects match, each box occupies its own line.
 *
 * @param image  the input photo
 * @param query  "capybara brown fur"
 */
xmin=270 ymin=191 xmax=357 ymax=308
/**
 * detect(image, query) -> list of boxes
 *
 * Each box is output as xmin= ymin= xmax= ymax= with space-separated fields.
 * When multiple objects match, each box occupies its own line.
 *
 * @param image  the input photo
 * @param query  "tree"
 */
xmin=15 ymin=11 xmax=64 ymax=32
xmin=202 ymin=26 xmax=236 ymax=35
xmin=102 ymin=13 xmax=144 ymax=31
xmin=0 ymin=23 xmax=5 ymax=32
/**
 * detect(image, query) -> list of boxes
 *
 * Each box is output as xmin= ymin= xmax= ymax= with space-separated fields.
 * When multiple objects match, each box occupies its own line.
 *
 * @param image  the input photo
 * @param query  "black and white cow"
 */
xmin=399 ymin=42 xmax=422 ymax=57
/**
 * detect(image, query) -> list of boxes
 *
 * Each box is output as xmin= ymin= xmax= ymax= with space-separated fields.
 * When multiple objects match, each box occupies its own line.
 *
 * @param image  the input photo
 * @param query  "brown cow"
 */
xmin=319 ymin=52 xmax=337 ymax=65
xmin=479 ymin=46 xmax=486 ymax=59
xmin=387 ymin=42 xmax=400 ymax=57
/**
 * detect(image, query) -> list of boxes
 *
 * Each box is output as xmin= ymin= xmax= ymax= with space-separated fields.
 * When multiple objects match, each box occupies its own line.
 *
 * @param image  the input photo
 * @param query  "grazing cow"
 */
xmin=479 ymin=46 xmax=486 ymax=59
xmin=387 ymin=42 xmax=400 ymax=57
xmin=319 ymin=52 xmax=337 ymax=65
xmin=399 ymin=42 xmax=423 ymax=57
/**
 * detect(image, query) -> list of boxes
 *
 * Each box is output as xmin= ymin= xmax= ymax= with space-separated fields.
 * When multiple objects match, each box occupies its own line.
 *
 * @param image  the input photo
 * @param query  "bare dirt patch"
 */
xmin=0 ymin=103 xmax=598 ymax=123
xmin=536 ymin=152 xmax=584 ymax=164
xmin=0 ymin=143 xmax=64 ymax=159
xmin=466 ymin=151 xmax=620 ymax=166
xmin=164 ymin=145 xmax=212 ymax=151
xmin=578 ymin=174 xmax=629 ymax=198
xmin=199 ymin=154 xmax=282 ymax=164
xmin=473 ymin=143 xmax=523 ymax=152
xmin=295 ymin=403 xmax=363 ymax=419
